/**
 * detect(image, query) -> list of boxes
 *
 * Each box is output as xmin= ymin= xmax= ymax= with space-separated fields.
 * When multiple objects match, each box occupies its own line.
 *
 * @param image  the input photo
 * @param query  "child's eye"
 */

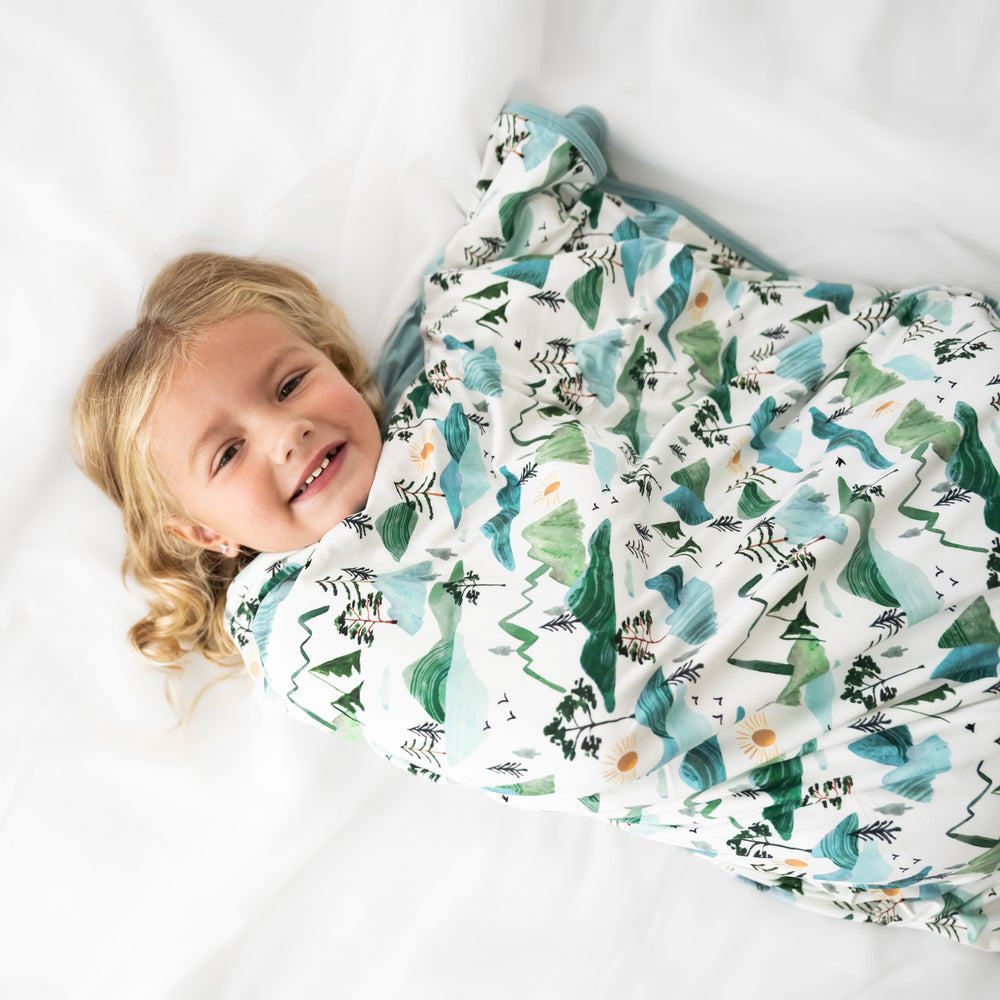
xmin=279 ymin=374 xmax=304 ymax=400
xmin=216 ymin=443 xmax=240 ymax=471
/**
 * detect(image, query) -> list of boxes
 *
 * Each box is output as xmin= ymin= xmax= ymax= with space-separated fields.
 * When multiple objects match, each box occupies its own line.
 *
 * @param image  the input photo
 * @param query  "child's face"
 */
xmin=150 ymin=312 xmax=383 ymax=555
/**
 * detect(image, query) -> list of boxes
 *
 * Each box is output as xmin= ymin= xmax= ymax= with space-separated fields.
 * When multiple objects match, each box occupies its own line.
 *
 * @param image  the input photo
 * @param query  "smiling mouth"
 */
xmin=292 ymin=447 xmax=340 ymax=499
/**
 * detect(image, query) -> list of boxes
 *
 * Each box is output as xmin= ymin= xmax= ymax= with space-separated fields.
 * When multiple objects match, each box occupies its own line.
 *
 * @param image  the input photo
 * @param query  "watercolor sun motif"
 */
xmin=725 ymin=434 xmax=751 ymax=476
xmin=781 ymin=856 xmax=810 ymax=872
xmin=873 ymin=886 xmax=903 ymax=900
xmin=534 ymin=470 xmax=562 ymax=508
xmin=685 ymin=276 xmax=714 ymax=321
xmin=735 ymin=711 xmax=780 ymax=763
xmin=864 ymin=398 xmax=904 ymax=420
xmin=601 ymin=732 xmax=642 ymax=785
xmin=408 ymin=426 xmax=437 ymax=473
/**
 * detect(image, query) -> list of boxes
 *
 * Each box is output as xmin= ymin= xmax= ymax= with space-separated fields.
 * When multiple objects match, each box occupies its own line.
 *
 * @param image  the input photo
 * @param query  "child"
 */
xmin=72 ymin=252 xmax=384 ymax=666
xmin=73 ymin=104 xmax=1000 ymax=948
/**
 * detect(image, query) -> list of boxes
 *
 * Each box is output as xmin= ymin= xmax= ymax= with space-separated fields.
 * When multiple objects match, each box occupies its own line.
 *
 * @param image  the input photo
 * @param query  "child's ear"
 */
xmin=165 ymin=518 xmax=239 ymax=557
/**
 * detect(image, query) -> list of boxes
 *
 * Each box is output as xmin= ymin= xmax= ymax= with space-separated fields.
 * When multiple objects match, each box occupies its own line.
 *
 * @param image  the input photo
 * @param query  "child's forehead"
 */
xmin=188 ymin=311 xmax=314 ymax=356
xmin=160 ymin=314 xmax=315 ymax=393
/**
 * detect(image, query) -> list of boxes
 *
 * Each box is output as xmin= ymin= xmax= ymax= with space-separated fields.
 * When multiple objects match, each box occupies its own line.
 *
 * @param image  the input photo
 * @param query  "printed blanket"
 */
xmin=227 ymin=104 xmax=1000 ymax=947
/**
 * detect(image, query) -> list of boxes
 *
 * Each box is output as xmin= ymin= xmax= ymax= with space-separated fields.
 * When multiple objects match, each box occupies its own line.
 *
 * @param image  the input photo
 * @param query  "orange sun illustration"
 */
xmin=725 ymin=434 xmax=751 ymax=475
xmin=686 ymin=277 xmax=714 ymax=321
xmin=864 ymin=398 xmax=904 ymax=420
xmin=735 ymin=712 xmax=779 ymax=763
xmin=874 ymin=886 xmax=902 ymax=899
xmin=534 ymin=470 xmax=562 ymax=507
xmin=601 ymin=733 xmax=642 ymax=785
xmin=408 ymin=427 xmax=437 ymax=473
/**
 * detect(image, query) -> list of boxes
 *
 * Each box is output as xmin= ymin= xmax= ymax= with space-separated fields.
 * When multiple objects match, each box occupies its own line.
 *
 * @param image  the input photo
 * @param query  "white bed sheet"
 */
xmin=2 ymin=1 xmax=999 ymax=997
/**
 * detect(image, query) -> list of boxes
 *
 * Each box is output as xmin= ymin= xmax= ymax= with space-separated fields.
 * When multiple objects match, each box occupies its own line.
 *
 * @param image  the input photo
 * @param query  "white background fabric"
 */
xmin=2 ymin=2 xmax=999 ymax=996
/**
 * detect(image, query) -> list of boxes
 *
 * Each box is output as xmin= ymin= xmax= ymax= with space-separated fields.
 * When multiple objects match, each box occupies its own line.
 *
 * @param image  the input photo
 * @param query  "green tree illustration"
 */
xmin=400 ymin=722 xmax=446 ymax=770
xmin=665 ymin=660 xmax=704 ymax=685
xmin=540 ymin=612 xmax=581 ymax=633
xmin=554 ymin=372 xmax=596 ymax=413
xmin=334 ymin=592 xmax=397 ymax=647
xmin=464 ymin=239 xmax=506 ymax=267
xmin=988 ymin=536 xmax=1000 ymax=590
xmin=315 ymin=567 xmax=376 ymax=599
xmin=852 ymin=295 xmax=898 ymax=334
xmin=626 ymin=524 xmax=652 ymax=566
xmin=621 ymin=462 xmax=661 ymax=500
xmin=441 ymin=570 xmax=505 ymax=607
xmin=488 ymin=761 xmax=529 ymax=780
xmin=530 ymin=337 xmax=576 ymax=375
xmin=934 ymin=327 xmax=994 ymax=363
xmin=848 ymin=711 xmax=891 ymax=734
xmin=725 ymin=820 xmax=809 ymax=860
xmin=709 ymin=515 xmax=743 ymax=533
xmin=849 ymin=469 xmax=897 ymax=504
xmin=730 ymin=361 xmax=776 ymax=394
xmin=841 ymin=654 xmax=883 ymax=710
xmin=651 ymin=520 xmax=703 ymax=565
xmin=543 ymin=678 xmax=633 ymax=761
xmin=777 ymin=537 xmax=825 ymax=572
xmin=628 ymin=347 xmax=676 ymax=390
xmin=576 ymin=245 xmax=622 ymax=279
xmin=841 ymin=653 xmax=922 ymax=710
xmin=229 ymin=594 xmax=261 ymax=649
xmin=725 ymin=464 xmax=777 ymax=494
xmin=747 ymin=280 xmax=797 ymax=305
xmin=383 ymin=401 xmax=443 ymax=442
xmin=529 ymin=290 xmax=565 ymax=312
xmin=615 ymin=609 xmax=663 ymax=664
xmin=802 ymin=776 xmax=854 ymax=809
xmin=340 ymin=513 xmax=375 ymax=538
xmin=406 ymin=764 xmax=442 ymax=783
xmin=735 ymin=517 xmax=792 ymax=565
xmin=394 ymin=472 xmax=444 ymax=517
xmin=690 ymin=398 xmax=752 ymax=448
xmin=902 ymin=316 xmax=942 ymax=342
xmin=851 ymin=819 xmax=901 ymax=845
xmin=427 ymin=359 xmax=461 ymax=395
xmin=428 ymin=269 xmax=463 ymax=292
xmin=495 ymin=113 xmax=530 ymax=162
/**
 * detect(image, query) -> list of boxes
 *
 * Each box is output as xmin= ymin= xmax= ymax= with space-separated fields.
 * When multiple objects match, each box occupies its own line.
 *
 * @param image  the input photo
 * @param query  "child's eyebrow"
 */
xmin=187 ymin=345 xmax=308 ymax=472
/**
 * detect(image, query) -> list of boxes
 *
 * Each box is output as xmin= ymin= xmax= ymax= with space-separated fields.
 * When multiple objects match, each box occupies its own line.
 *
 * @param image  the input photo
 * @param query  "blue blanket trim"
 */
xmin=504 ymin=102 xmax=786 ymax=274
xmin=503 ymin=101 xmax=610 ymax=181
xmin=598 ymin=173 xmax=787 ymax=276
xmin=374 ymin=296 xmax=425 ymax=431
xmin=374 ymin=103 xmax=788 ymax=424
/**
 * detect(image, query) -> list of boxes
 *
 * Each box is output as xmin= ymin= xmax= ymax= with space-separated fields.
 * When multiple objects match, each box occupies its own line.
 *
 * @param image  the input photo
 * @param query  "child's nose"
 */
xmin=268 ymin=415 xmax=313 ymax=464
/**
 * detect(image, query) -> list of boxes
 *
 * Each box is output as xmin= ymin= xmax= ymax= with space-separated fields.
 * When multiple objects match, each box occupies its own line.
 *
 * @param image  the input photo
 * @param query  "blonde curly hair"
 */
xmin=72 ymin=252 xmax=382 ymax=668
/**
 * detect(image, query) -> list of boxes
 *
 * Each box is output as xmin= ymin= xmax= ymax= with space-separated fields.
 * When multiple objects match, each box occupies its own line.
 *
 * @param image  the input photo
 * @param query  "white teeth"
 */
xmin=294 ymin=450 xmax=337 ymax=497
xmin=306 ymin=458 xmax=329 ymax=482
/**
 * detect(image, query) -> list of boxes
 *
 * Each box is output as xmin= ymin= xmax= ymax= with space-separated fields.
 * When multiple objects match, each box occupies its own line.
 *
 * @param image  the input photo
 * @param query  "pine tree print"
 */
xmin=934 ymin=324 xmax=994 ymax=363
xmin=394 ymin=473 xmax=444 ymax=517
xmin=554 ymin=372 xmax=596 ymax=413
xmin=615 ymin=609 xmax=663 ymax=664
xmin=530 ymin=337 xmax=576 ymax=375
xmin=628 ymin=347 xmax=678 ymax=390
xmin=335 ymin=592 xmax=398 ymax=647
xmin=543 ymin=678 xmax=633 ymax=761
xmin=802 ymin=776 xmax=854 ymax=809
xmin=735 ymin=517 xmax=792 ymax=565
